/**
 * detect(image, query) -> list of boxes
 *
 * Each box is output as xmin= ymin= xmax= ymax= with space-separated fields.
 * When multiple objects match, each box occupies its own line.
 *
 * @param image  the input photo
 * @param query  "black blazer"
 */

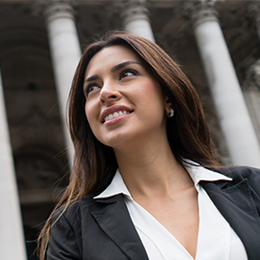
xmin=47 ymin=166 xmax=260 ymax=260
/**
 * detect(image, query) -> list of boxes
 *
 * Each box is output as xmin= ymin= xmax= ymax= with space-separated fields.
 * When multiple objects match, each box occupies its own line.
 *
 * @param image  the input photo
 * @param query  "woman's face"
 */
xmin=83 ymin=45 xmax=169 ymax=149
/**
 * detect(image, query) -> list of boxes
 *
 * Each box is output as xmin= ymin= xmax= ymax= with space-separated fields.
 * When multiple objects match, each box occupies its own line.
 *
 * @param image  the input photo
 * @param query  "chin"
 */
xmin=100 ymin=137 xmax=129 ymax=149
xmin=98 ymin=131 xmax=136 ymax=150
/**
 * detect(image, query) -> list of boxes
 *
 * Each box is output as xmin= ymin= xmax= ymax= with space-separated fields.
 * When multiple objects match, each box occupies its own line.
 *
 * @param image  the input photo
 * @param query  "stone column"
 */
xmin=0 ymin=71 xmax=27 ymax=260
xmin=191 ymin=1 xmax=260 ymax=167
xmin=243 ymin=60 xmax=260 ymax=145
xmin=242 ymin=1 xmax=260 ymax=144
xmin=45 ymin=0 xmax=81 ymax=166
xmin=120 ymin=0 xmax=155 ymax=42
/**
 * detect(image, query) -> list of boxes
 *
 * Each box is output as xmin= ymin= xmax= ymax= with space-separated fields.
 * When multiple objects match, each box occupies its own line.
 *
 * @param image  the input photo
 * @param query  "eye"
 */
xmin=85 ymin=83 xmax=100 ymax=96
xmin=119 ymin=69 xmax=138 ymax=80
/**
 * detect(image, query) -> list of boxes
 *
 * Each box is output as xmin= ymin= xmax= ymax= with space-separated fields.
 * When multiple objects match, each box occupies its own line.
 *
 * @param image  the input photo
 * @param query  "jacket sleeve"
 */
xmin=46 ymin=209 xmax=81 ymax=260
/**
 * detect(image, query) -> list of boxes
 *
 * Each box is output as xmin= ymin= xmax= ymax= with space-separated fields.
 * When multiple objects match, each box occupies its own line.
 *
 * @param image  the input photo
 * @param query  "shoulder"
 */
xmin=217 ymin=165 xmax=260 ymax=180
xmin=53 ymin=194 xmax=98 ymax=225
xmin=48 ymin=196 xmax=95 ymax=259
xmin=49 ymin=194 xmax=101 ymax=258
xmin=214 ymin=166 xmax=260 ymax=194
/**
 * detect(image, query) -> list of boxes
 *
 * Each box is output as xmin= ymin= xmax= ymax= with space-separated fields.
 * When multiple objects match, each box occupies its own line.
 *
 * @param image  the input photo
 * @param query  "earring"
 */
xmin=168 ymin=108 xmax=174 ymax=118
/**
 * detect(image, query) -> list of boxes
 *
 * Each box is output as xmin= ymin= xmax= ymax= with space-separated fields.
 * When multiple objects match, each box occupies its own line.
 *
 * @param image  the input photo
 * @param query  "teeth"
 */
xmin=104 ymin=110 xmax=129 ymax=122
xmin=113 ymin=112 xmax=119 ymax=117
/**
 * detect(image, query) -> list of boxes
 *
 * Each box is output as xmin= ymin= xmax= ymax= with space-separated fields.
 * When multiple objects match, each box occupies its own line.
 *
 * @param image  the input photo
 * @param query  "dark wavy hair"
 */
xmin=38 ymin=31 xmax=219 ymax=259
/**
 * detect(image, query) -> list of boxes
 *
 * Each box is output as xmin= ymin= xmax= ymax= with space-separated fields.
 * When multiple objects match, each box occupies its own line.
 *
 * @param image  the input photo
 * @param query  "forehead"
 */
xmin=85 ymin=45 xmax=142 ymax=76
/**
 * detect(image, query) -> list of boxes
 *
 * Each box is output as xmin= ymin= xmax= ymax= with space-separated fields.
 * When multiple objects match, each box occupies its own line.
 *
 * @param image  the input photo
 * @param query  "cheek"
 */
xmin=84 ymin=103 xmax=90 ymax=120
xmin=141 ymin=82 xmax=165 ymax=108
xmin=85 ymin=103 xmax=98 ymax=130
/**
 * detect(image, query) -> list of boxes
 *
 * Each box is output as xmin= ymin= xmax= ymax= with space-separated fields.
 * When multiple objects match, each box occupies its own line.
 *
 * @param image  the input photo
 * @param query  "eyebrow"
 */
xmin=111 ymin=61 xmax=141 ymax=73
xmin=84 ymin=75 xmax=99 ymax=84
xmin=84 ymin=61 xmax=141 ymax=84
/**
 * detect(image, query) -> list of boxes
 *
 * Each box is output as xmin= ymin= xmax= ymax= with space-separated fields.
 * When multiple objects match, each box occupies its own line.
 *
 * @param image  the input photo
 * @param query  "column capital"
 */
xmin=116 ymin=0 xmax=147 ymax=8
xmin=45 ymin=1 xmax=76 ymax=23
xmin=32 ymin=0 xmax=76 ymax=22
xmin=115 ymin=0 xmax=150 ymax=26
xmin=246 ymin=60 xmax=260 ymax=90
xmin=184 ymin=0 xmax=220 ymax=27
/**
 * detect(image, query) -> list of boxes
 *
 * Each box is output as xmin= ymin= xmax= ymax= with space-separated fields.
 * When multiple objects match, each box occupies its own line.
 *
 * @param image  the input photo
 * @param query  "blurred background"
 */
xmin=0 ymin=0 xmax=260 ymax=259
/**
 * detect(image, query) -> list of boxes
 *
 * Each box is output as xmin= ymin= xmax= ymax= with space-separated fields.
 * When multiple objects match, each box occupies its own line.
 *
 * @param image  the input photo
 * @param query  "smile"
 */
xmin=104 ymin=111 xmax=130 ymax=123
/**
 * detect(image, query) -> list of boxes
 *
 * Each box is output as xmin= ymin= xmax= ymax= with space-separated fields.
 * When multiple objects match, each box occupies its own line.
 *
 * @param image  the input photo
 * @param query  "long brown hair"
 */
xmin=38 ymin=31 xmax=219 ymax=259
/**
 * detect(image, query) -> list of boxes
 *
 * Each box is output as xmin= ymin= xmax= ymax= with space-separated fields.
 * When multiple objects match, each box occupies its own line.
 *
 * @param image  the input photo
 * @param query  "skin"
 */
xmin=84 ymin=45 xmax=199 ymax=259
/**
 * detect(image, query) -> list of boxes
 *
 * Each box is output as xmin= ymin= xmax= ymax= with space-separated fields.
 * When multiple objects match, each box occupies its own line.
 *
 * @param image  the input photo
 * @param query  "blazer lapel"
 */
xmin=201 ymin=179 xmax=260 ymax=260
xmin=91 ymin=194 xmax=149 ymax=260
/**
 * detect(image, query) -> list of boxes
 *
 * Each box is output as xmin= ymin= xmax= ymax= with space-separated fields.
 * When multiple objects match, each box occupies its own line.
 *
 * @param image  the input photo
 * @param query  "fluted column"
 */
xmin=191 ymin=1 xmax=260 ymax=167
xmin=0 ymin=70 xmax=27 ymax=260
xmin=120 ymin=0 xmax=155 ymax=42
xmin=45 ymin=1 xmax=81 ymax=166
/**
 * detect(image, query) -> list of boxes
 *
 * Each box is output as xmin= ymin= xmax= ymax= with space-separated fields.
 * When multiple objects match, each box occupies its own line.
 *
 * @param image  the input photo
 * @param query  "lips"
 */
xmin=101 ymin=105 xmax=133 ymax=123
xmin=104 ymin=110 xmax=130 ymax=122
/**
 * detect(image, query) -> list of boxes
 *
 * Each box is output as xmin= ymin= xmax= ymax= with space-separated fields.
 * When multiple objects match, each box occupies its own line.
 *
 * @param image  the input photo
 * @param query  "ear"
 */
xmin=164 ymin=96 xmax=173 ymax=114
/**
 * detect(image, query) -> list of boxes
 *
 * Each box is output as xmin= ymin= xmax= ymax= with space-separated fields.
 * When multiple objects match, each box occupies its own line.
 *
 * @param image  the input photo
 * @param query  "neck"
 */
xmin=114 ymin=137 xmax=193 ymax=200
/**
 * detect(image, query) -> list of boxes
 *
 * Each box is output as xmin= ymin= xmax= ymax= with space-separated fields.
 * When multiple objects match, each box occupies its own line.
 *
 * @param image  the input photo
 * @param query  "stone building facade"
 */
xmin=0 ymin=0 xmax=260 ymax=259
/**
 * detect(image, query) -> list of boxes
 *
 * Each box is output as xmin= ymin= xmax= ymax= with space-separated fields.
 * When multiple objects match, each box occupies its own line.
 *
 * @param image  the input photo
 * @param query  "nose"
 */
xmin=99 ymin=81 xmax=121 ymax=105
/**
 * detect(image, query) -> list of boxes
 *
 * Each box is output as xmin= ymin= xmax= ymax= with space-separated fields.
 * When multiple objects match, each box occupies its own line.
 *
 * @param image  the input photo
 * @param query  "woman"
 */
xmin=38 ymin=32 xmax=260 ymax=260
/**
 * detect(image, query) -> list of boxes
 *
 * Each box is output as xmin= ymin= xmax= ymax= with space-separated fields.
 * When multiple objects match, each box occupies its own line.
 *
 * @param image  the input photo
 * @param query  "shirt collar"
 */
xmin=94 ymin=161 xmax=232 ymax=199
xmin=94 ymin=169 xmax=133 ymax=201
xmin=183 ymin=160 xmax=232 ymax=191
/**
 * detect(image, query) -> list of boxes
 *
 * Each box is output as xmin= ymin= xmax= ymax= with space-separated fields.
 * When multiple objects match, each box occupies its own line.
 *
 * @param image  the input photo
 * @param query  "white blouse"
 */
xmin=94 ymin=163 xmax=248 ymax=260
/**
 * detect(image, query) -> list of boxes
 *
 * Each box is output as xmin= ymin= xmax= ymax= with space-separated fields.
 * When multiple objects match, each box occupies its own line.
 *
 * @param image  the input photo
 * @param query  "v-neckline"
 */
xmin=125 ymin=185 xmax=231 ymax=260
xmin=127 ymin=198 xmax=200 ymax=260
